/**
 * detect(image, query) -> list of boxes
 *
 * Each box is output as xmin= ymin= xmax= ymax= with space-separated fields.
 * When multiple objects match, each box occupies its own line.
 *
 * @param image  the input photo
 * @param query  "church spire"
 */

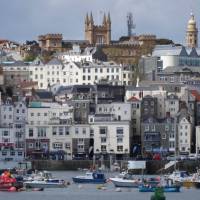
xmin=90 ymin=12 xmax=94 ymax=25
xmin=103 ymin=13 xmax=107 ymax=25
xmin=85 ymin=13 xmax=89 ymax=24
xmin=107 ymin=12 xmax=111 ymax=24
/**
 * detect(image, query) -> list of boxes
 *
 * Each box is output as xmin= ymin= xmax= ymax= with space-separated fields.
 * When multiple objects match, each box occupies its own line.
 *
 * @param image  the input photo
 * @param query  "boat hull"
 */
xmin=109 ymin=178 xmax=140 ymax=188
xmin=72 ymin=177 xmax=106 ymax=184
xmin=24 ymin=181 xmax=66 ymax=188
xmin=139 ymin=186 xmax=180 ymax=193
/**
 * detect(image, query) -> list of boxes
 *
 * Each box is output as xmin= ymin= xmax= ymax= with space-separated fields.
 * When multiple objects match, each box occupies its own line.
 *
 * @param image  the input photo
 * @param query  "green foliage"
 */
xmin=151 ymin=188 xmax=166 ymax=200
xmin=23 ymin=55 xmax=36 ymax=62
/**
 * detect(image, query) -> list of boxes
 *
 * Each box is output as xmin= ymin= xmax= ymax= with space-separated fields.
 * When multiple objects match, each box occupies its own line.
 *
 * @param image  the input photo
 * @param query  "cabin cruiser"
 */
xmin=23 ymin=171 xmax=66 ymax=188
xmin=166 ymin=171 xmax=192 ymax=184
xmin=72 ymin=171 xmax=106 ymax=184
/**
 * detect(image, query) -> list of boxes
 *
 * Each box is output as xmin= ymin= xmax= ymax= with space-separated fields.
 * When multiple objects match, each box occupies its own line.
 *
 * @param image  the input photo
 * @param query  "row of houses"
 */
xmin=1 ymin=82 xmax=200 ymax=161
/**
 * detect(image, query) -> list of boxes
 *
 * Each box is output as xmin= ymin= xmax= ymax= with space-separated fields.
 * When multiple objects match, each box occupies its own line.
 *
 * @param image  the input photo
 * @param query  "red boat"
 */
xmin=0 ymin=171 xmax=23 ymax=192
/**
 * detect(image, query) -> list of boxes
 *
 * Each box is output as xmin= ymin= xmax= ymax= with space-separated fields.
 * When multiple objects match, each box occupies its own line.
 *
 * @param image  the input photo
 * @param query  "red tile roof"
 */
xmin=127 ymin=96 xmax=139 ymax=101
xmin=191 ymin=90 xmax=200 ymax=101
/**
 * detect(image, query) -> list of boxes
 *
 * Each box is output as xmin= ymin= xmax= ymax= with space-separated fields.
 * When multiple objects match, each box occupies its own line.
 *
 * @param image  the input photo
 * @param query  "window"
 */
xmin=52 ymin=127 xmax=57 ymax=135
xmin=53 ymin=143 xmax=63 ymax=149
xmin=83 ymin=75 xmax=86 ymax=80
xmin=116 ymin=128 xmax=123 ymax=136
xmin=3 ymin=131 xmax=9 ymax=136
xmin=101 ymin=137 xmax=106 ymax=143
xmin=2 ymin=151 xmax=7 ymax=156
xmin=101 ymin=145 xmax=107 ymax=152
xmin=117 ymin=146 xmax=123 ymax=152
xmin=59 ymin=127 xmax=63 ymax=135
xmin=165 ymin=125 xmax=169 ymax=131
xmin=162 ymin=133 xmax=166 ymax=139
xmin=144 ymin=125 xmax=149 ymax=131
xmin=99 ymin=127 xmax=107 ymax=135
xmin=65 ymin=127 xmax=70 ymax=135
xmin=65 ymin=143 xmax=71 ymax=149
xmin=28 ymin=143 xmax=33 ymax=148
xmin=18 ymin=152 xmax=23 ymax=156
xmin=82 ymin=128 xmax=86 ymax=134
xmin=37 ymin=113 xmax=40 ymax=116
xmin=10 ymin=151 xmax=15 ymax=156
xmin=100 ymin=68 xmax=103 ymax=73
xmin=75 ymin=128 xmax=79 ymax=134
xmin=88 ymin=76 xmax=91 ymax=80
xmin=29 ymin=129 xmax=33 ymax=137
xmin=117 ymin=138 xmax=123 ymax=143
xmin=37 ymin=127 xmax=46 ymax=137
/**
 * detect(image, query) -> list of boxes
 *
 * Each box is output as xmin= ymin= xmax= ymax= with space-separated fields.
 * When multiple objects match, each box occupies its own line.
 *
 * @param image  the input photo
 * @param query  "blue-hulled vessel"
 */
xmin=72 ymin=171 xmax=106 ymax=184
xmin=139 ymin=185 xmax=181 ymax=192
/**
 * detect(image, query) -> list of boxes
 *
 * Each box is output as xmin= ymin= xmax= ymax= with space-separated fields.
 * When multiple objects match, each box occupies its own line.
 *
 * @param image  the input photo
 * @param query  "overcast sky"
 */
xmin=0 ymin=0 xmax=199 ymax=45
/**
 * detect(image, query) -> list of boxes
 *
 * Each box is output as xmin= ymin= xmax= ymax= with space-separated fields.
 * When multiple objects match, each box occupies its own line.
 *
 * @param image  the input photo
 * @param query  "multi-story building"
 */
xmin=25 ymin=102 xmax=73 ymax=160
xmin=141 ymin=95 xmax=157 ymax=119
xmin=141 ymin=116 xmax=175 ymax=154
xmin=165 ymin=94 xmax=180 ymax=117
xmin=0 ymin=98 xmax=27 ymax=161
xmin=90 ymin=114 xmax=131 ymax=160
xmin=177 ymin=108 xmax=193 ymax=154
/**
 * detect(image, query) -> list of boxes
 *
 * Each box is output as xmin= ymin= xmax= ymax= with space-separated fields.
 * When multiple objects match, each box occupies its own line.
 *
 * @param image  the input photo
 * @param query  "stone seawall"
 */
xmin=31 ymin=160 xmax=200 ymax=174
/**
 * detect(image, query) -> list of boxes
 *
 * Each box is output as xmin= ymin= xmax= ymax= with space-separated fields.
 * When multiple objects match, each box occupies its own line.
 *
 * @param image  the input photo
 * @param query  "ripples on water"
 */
xmin=0 ymin=171 xmax=200 ymax=200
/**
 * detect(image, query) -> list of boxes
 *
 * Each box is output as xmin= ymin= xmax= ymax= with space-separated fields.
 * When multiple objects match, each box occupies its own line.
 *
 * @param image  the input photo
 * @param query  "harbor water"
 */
xmin=0 ymin=171 xmax=200 ymax=200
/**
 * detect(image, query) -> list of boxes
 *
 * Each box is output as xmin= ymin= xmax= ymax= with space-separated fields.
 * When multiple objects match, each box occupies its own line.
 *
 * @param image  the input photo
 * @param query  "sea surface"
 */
xmin=0 ymin=171 xmax=200 ymax=200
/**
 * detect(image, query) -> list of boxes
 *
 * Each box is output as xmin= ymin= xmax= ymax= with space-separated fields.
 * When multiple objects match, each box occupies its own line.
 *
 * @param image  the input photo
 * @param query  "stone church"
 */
xmin=85 ymin=12 xmax=111 ymax=45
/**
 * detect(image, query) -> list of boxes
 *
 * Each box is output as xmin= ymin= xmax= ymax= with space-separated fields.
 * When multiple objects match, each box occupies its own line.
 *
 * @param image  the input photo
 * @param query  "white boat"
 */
xmin=24 ymin=179 xmax=66 ymax=188
xmin=109 ymin=177 xmax=141 ymax=188
xmin=167 ymin=171 xmax=193 ymax=184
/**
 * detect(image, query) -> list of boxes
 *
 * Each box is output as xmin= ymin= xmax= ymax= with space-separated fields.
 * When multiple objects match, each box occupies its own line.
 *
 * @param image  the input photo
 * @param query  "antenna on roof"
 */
xmin=127 ymin=12 xmax=136 ymax=37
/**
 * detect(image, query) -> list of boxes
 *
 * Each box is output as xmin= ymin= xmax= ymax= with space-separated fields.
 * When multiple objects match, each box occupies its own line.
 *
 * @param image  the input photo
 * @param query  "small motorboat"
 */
xmin=166 ymin=171 xmax=192 ymax=185
xmin=24 ymin=179 xmax=66 ymax=188
xmin=72 ymin=171 xmax=106 ymax=184
xmin=139 ymin=185 xmax=181 ymax=192
xmin=109 ymin=177 xmax=141 ymax=187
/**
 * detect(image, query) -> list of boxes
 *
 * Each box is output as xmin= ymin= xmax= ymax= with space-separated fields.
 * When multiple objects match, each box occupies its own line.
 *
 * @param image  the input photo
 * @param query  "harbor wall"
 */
xmin=31 ymin=160 xmax=200 ymax=174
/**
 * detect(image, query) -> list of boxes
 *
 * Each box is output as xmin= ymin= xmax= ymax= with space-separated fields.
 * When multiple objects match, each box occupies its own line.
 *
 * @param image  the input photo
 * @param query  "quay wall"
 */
xmin=31 ymin=160 xmax=200 ymax=174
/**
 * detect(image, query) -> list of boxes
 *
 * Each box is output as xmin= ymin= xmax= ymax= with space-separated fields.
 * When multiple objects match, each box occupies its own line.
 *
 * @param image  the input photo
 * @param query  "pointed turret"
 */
xmin=90 ymin=12 xmax=94 ymax=25
xmin=107 ymin=12 xmax=111 ymax=25
xmin=85 ymin=13 xmax=89 ymax=25
xmin=103 ymin=13 xmax=107 ymax=25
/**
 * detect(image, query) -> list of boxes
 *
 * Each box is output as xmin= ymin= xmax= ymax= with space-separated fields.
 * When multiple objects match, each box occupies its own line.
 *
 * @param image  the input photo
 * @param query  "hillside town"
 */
xmin=0 ymin=12 xmax=200 ymax=164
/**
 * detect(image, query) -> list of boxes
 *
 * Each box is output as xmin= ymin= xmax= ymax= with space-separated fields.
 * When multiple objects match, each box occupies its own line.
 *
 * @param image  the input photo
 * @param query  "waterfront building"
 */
xmin=25 ymin=102 xmax=73 ymax=160
xmin=177 ymin=108 xmax=193 ymax=154
xmin=141 ymin=116 xmax=175 ymax=154
xmin=0 ymin=98 xmax=27 ymax=161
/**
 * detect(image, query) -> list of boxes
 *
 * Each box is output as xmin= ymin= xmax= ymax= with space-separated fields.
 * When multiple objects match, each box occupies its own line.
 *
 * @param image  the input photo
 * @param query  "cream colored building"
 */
xmin=186 ymin=13 xmax=198 ymax=48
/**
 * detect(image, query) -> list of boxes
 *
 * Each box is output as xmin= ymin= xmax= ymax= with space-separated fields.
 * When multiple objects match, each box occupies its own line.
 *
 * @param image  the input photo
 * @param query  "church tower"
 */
xmin=85 ymin=12 xmax=111 ymax=45
xmin=186 ymin=13 xmax=198 ymax=48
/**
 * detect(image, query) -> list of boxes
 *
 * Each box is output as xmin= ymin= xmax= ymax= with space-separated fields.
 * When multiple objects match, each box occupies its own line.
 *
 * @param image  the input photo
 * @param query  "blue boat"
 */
xmin=139 ymin=185 xmax=181 ymax=192
xmin=72 ymin=172 xmax=106 ymax=184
